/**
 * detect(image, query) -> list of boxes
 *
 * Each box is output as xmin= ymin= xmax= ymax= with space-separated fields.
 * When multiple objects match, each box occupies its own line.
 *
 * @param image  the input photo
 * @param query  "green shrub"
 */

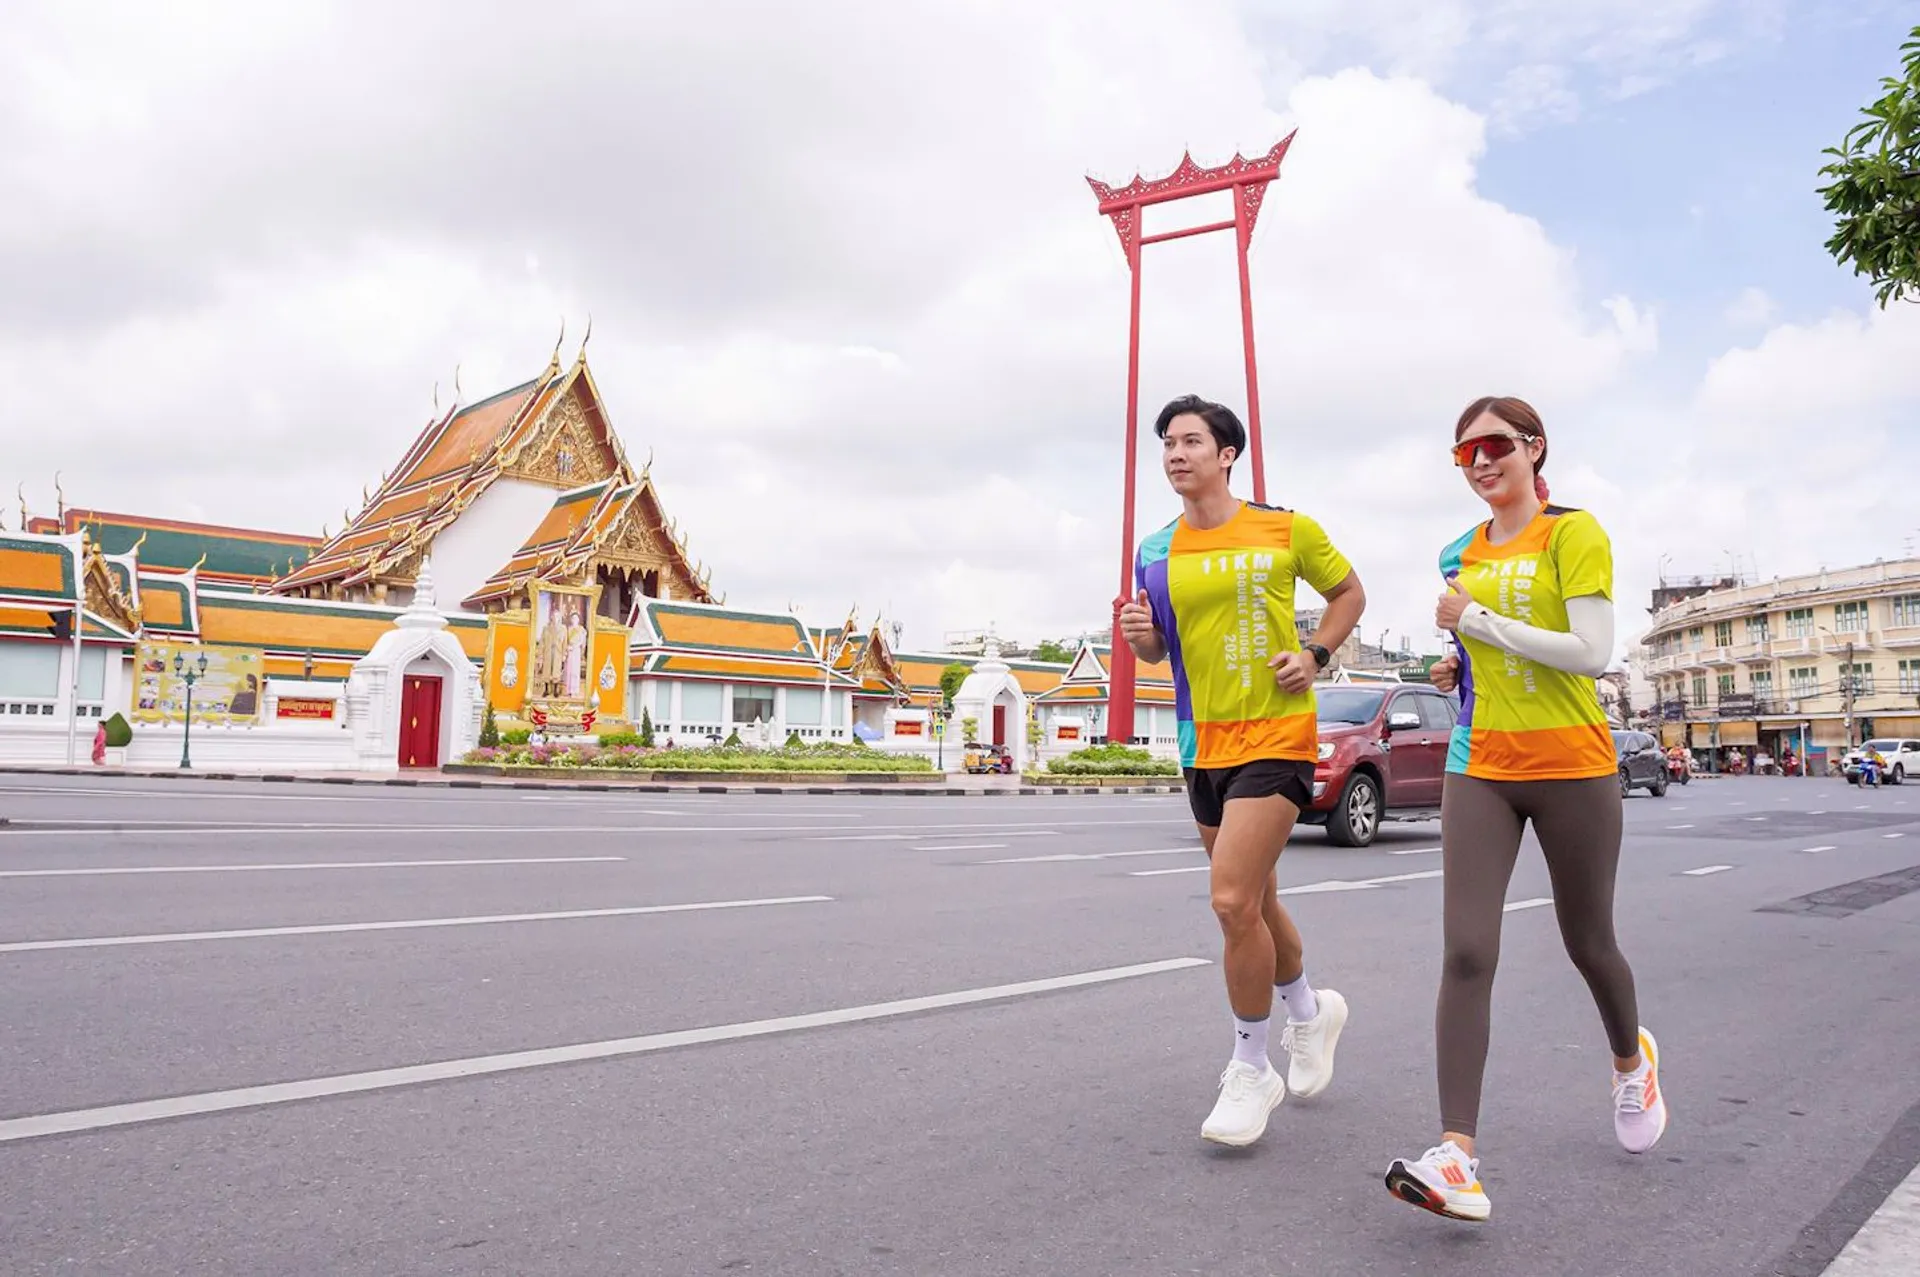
xmin=640 ymin=708 xmax=655 ymax=748
xmin=1045 ymin=742 xmax=1179 ymax=776
xmin=478 ymin=703 xmax=500 ymax=748
xmin=724 ymin=728 xmax=743 ymax=748
xmin=784 ymin=731 xmax=806 ymax=750
xmin=102 ymin=712 xmax=133 ymax=748
xmin=501 ymin=728 xmax=532 ymax=745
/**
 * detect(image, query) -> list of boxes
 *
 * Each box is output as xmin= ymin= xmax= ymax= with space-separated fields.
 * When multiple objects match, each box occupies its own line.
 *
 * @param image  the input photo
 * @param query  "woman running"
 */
xmin=1384 ymin=396 xmax=1668 ymax=1223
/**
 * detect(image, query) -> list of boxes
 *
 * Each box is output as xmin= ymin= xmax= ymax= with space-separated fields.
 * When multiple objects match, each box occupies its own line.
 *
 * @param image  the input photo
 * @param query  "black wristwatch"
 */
xmin=1305 ymin=642 xmax=1331 ymax=670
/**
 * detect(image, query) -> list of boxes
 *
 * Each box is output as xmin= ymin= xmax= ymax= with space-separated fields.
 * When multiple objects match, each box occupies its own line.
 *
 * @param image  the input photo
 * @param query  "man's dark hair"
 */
xmin=1153 ymin=394 xmax=1247 ymax=464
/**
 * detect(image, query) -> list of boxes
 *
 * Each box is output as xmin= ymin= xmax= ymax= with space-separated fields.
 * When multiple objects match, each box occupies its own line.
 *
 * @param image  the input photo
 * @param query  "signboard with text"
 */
xmin=132 ymin=642 xmax=265 ymax=725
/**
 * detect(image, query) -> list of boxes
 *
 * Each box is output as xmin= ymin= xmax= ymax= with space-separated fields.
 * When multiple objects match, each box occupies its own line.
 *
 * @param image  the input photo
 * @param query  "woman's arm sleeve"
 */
xmin=1457 ymin=594 xmax=1614 ymax=678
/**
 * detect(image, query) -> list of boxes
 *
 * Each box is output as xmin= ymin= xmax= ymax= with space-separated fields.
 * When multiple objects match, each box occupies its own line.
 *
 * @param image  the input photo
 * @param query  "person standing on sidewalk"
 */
xmin=1384 ymin=396 xmax=1668 ymax=1223
xmin=1118 ymin=393 xmax=1366 ymax=1148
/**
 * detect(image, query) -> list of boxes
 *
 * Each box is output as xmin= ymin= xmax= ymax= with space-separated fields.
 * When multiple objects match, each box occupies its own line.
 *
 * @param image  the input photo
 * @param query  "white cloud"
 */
xmin=0 ymin=0 xmax=1909 ymax=672
xmin=1239 ymin=0 xmax=1784 ymax=131
xmin=1725 ymin=286 xmax=1779 ymax=327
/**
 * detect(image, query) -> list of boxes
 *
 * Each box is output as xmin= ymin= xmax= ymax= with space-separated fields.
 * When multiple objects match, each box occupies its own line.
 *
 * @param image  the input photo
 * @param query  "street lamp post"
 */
xmin=173 ymin=650 xmax=208 ymax=770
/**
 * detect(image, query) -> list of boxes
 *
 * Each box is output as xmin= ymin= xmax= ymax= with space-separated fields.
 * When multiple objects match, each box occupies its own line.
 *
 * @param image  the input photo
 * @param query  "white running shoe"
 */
xmin=1384 ymin=1140 xmax=1491 ymax=1222
xmin=1200 ymin=1060 xmax=1286 ymax=1146
xmin=1613 ymin=1026 xmax=1669 ymax=1154
xmin=1281 ymin=987 xmax=1348 ymax=1098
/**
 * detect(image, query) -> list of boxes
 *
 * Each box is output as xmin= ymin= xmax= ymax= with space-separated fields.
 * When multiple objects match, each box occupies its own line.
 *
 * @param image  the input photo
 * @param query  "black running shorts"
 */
xmin=1182 ymin=758 xmax=1315 ymax=828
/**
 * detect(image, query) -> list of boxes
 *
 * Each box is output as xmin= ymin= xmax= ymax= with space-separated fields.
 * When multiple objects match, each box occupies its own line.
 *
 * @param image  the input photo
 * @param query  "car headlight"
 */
xmin=1317 ymin=742 xmax=1335 ymax=762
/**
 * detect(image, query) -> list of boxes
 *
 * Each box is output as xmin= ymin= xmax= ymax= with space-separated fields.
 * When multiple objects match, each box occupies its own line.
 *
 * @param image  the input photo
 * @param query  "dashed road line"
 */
xmin=1683 ymin=865 xmax=1734 ymax=877
xmin=0 ymin=896 xmax=832 ymax=953
xmin=0 ymin=856 xmax=627 ymax=879
xmin=0 ymin=957 xmax=1213 ymax=1145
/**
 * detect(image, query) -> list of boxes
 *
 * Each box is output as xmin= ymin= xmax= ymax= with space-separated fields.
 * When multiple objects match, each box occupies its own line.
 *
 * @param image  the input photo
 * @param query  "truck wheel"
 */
xmin=1326 ymin=773 xmax=1380 ymax=848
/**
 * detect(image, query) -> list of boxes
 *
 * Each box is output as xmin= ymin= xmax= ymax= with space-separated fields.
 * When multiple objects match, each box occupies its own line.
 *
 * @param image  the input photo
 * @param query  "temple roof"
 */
xmin=632 ymin=599 xmax=855 ymax=687
xmin=273 ymin=352 xmax=713 ymax=603
xmin=25 ymin=509 xmax=319 ymax=585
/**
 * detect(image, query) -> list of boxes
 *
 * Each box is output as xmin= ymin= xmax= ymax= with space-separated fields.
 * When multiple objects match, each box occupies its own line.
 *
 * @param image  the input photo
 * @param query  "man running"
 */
xmin=1118 ymin=393 xmax=1367 ymax=1147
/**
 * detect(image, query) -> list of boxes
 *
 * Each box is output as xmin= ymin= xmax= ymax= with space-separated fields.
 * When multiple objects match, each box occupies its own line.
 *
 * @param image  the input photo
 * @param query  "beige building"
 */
xmin=1635 ymin=557 xmax=1920 ymax=770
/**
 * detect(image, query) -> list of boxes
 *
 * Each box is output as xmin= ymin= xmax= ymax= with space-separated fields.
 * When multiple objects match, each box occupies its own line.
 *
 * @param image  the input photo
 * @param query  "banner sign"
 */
xmin=132 ymin=642 xmax=265 ymax=724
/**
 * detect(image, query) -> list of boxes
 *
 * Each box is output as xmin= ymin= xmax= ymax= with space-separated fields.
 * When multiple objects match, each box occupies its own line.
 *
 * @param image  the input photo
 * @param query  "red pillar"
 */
xmin=1087 ymin=137 xmax=1296 ymax=747
xmin=1233 ymin=184 xmax=1267 ymax=505
xmin=1107 ymin=234 xmax=1144 ymax=746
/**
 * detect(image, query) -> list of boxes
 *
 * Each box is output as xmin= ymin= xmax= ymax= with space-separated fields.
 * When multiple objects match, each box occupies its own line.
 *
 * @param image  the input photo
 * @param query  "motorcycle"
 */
xmin=1665 ymin=754 xmax=1691 ymax=785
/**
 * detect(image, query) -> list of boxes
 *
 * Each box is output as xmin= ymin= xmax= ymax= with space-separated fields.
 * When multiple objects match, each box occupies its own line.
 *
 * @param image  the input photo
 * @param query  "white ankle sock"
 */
xmin=1232 ymin=1014 xmax=1270 ymax=1069
xmin=1277 ymin=973 xmax=1319 ymax=1023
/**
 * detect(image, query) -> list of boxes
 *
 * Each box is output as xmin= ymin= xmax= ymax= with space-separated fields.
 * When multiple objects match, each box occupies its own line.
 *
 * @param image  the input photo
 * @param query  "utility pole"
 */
xmin=1843 ymin=638 xmax=1856 ymax=750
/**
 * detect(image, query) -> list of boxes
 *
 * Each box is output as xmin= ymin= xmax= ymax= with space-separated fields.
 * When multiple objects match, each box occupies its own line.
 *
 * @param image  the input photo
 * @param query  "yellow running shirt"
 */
xmin=1135 ymin=502 xmax=1353 ymax=769
xmin=1438 ymin=505 xmax=1617 ymax=781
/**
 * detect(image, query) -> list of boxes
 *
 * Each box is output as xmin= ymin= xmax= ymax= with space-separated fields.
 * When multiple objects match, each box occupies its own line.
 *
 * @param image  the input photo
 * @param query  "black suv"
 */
xmin=1611 ymin=729 xmax=1668 ymax=798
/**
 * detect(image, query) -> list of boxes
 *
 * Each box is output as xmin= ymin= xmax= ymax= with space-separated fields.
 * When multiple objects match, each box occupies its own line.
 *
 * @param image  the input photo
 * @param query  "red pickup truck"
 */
xmin=1299 ymin=682 xmax=1457 ymax=847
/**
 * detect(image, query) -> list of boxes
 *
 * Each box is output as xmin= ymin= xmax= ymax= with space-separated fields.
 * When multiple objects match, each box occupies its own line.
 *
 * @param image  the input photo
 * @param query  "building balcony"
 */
xmin=1770 ymin=637 xmax=1817 ymax=659
xmin=1701 ymin=646 xmax=1737 ymax=668
xmin=1880 ymin=624 xmax=1920 ymax=651
xmin=1641 ymin=653 xmax=1686 ymax=676
xmin=1675 ymin=650 xmax=1709 ymax=671
xmin=1729 ymin=643 xmax=1773 ymax=665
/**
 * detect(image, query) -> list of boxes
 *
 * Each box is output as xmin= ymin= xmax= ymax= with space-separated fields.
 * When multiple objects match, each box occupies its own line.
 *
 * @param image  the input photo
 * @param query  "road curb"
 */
xmin=0 ymin=763 xmax=1185 ymax=797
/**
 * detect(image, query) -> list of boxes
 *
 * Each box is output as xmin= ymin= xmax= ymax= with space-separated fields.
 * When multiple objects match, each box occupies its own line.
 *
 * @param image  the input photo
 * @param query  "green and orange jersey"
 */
xmin=1135 ymin=502 xmax=1353 ymax=770
xmin=1439 ymin=505 xmax=1617 ymax=781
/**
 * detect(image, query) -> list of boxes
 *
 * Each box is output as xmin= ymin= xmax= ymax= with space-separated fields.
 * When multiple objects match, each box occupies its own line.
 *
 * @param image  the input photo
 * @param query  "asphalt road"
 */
xmin=2 ymin=774 xmax=1918 ymax=1276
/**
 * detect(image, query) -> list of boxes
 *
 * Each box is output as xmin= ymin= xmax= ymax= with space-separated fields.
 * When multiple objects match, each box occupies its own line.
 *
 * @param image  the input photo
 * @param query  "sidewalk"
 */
xmin=0 ymin=763 xmax=1183 ymax=797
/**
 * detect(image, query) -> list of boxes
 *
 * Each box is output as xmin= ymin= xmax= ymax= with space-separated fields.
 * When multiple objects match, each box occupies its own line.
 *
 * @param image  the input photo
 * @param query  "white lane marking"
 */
xmin=0 ymin=856 xmax=626 ymax=879
xmin=0 ymin=896 xmax=832 ymax=954
xmin=1820 ymin=1159 xmax=1920 ymax=1276
xmin=915 ymin=843 xmax=1008 ymax=852
xmin=1886 ymin=832 xmax=1907 ymax=839
xmin=1683 ymin=865 xmax=1734 ymax=876
xmin=1667 ymin=824 xmax=1696 ymax=830
xmin=1504 ymin=897 xmax=1554 ymax=913
xmin=814 ymin=829 xmax=1059 ymax=843
xmin=1129 ymin=865 xmax=1210 ymax=877
xmin=0 ymin=957 xmax=1213 ymax=1144
xmin=1389 ymin=845 xmax=1443 ymax=856
xmin=1802 ymin=846 xmax=1838 ymax=854
xmin=1744 ymin=816 xmax=1769 ymax=822
xmin=983 ymin=847 xmax=1197 ymax=865
xmin=0 ymin=817 xmax=1189 ymax=839
xmin=1811 ymin=810 xmax=1827 ymax=815
xmin=1274 ymin=868 xmax=1447 ymax=895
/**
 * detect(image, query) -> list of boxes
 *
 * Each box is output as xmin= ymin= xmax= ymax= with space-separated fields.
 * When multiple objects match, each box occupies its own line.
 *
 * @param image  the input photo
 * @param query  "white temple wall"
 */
xmin=426 ymin=477 xmax=561 ymax=608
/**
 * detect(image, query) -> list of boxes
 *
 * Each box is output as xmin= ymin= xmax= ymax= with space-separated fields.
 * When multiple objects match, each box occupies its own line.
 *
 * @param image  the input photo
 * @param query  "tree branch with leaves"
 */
xmin=1818 ymin=25 xmax=1920 ymax=307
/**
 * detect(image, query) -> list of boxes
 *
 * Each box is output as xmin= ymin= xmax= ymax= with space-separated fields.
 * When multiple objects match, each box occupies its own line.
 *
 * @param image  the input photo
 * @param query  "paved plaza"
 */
xmin=2 ymin=774 xmax=1918 ymax=1275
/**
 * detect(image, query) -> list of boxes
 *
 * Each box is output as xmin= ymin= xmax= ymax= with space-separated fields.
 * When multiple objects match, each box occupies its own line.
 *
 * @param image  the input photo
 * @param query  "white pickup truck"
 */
xmin=1844 ymin=738 xmax=1920 ymax=785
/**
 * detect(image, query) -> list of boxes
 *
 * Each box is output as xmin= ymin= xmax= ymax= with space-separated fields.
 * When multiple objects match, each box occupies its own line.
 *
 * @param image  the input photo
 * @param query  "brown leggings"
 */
xmin=1437 ymin=773 xmax=1640 ymax=1138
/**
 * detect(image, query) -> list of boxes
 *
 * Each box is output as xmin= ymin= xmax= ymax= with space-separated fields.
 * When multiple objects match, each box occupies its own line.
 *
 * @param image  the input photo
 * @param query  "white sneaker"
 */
xmin=1281 ymin=987 xmax=1348 ymax=1098
xmin=1384 ymin=1140 xmax=1491 ymax=1222
xmin=1613 ymin=1026 xmax=1669 ymax=1154
xmin=1200 ymin=1060 xmax=1286 ymax=1146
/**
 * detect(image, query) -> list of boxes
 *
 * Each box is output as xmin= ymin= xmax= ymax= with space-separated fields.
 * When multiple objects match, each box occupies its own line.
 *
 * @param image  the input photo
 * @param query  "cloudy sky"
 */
xmin=4 ymin=0 xmax=1916 ymax=660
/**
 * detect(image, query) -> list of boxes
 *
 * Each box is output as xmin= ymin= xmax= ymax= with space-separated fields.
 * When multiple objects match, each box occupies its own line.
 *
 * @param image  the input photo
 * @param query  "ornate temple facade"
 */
xmin=0 ymin=348 xmax=1178 ymax=771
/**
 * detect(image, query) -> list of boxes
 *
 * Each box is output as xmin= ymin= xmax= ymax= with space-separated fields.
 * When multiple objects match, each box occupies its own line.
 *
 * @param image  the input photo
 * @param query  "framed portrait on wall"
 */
xmin=527 ymin=583 xmax=600 ymax=706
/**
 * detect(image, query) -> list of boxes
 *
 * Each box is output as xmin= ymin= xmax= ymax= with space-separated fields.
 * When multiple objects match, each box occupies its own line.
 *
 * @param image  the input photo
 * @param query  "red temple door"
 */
xmin=992 ymin=702 xmax=1007 ymax=746
xmin=399 ymin=674 xmax=443 ymax=769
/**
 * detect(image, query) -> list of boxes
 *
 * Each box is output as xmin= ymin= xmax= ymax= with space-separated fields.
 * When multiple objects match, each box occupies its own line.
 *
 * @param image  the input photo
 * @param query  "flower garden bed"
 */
xmin=454 ymin=741 xmax=936 ymax=782
xmin=1020 ymin=773 xmax=1184 ymax=788
xmin=1035 ymin=742 xmax=1182 ymax=784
